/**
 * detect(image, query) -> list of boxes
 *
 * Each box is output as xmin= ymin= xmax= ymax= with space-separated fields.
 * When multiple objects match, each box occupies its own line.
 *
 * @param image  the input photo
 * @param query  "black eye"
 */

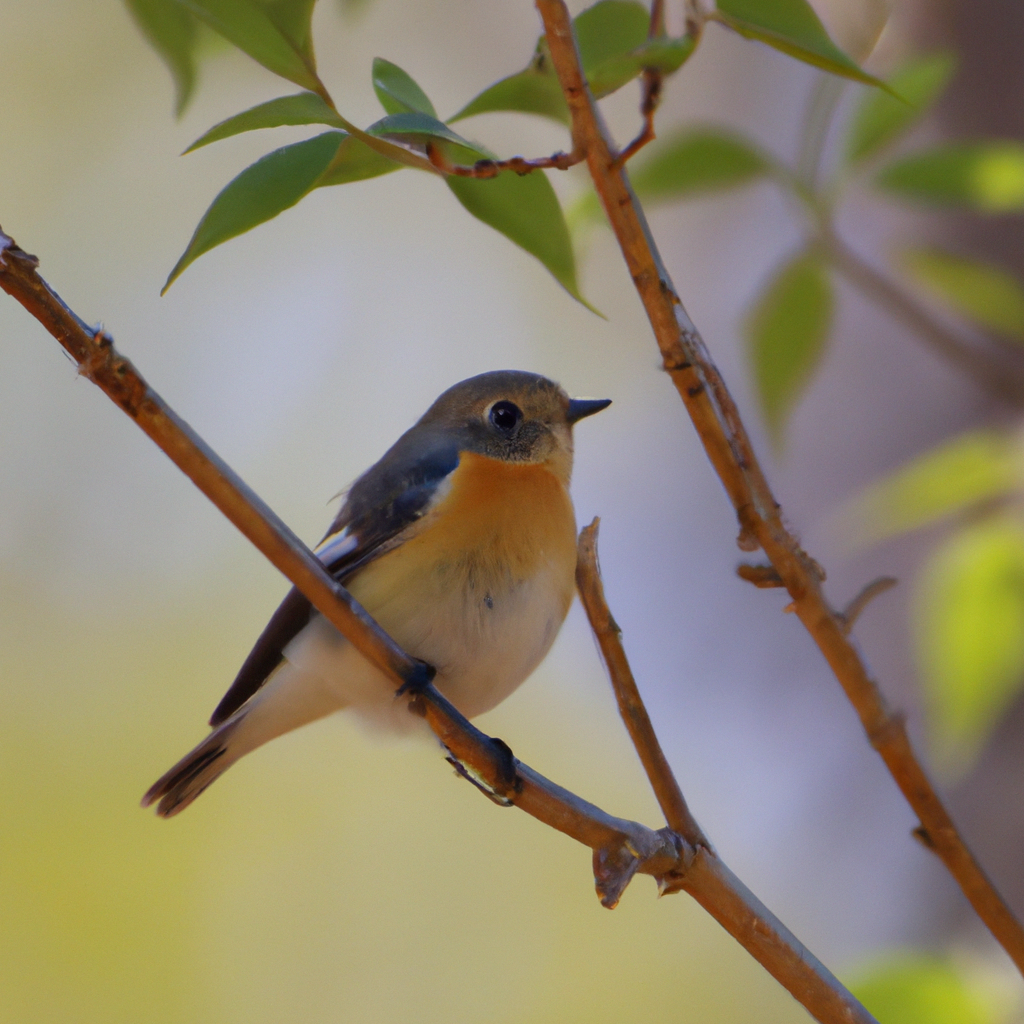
xmin=489 ymin=400 xmax=522 ymax=434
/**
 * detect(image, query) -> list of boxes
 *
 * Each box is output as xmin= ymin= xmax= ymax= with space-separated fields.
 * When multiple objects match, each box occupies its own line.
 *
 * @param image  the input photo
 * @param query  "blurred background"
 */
xmin=1 ymin=1 xmax=1023 ymax=1021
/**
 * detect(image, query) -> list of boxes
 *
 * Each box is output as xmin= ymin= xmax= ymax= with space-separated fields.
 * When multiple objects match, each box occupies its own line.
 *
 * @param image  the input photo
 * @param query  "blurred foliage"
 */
xmin=745 ymin=250 xmax=833 ymax=449
xmin=899 ymin=248 xmax=1024 ymax=343
xmin=876 ymin=142 xmax=1024 ymax=212
xmin=915 ymin=519 xmax=1024 ymax=772
xmin=842 ymin=431 xmax=1024 ymax=770
xmin=842 ymin=431 xmax=1022 ymax=548
xmin=844 ymin=52 xmax=956 ymax=166
xmin=849 ymin=953 xmax=1008 ymax=1024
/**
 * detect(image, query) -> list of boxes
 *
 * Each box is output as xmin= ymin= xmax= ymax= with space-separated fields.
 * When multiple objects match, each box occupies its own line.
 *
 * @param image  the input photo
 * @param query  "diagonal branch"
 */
xmin=1 ymin=225 xmax=877 ymax=1024
xmin=534 ymin=0 xmax=1024 ymax=977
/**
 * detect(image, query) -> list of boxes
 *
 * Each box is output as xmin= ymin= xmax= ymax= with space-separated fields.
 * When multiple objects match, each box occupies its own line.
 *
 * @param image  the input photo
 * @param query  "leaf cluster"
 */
xmin=127 ymin=0 xmax=884 ymax=304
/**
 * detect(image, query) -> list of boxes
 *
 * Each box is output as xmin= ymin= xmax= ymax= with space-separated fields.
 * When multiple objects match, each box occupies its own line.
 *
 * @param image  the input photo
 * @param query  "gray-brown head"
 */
xmin=419 ymin=370 xmax=610 ymax=482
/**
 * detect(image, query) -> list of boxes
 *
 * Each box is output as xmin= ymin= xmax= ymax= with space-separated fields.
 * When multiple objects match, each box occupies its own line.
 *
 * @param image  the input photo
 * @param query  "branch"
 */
xmin=534 ymin=0 xmax=1024 ymax=977
xmin=426 ymin=143 xmax=584 ymax=177
xmin=576 ymin=520 xmax=706 ymax=846
xmin=0 ymin=225 xmax=879 ymax=1024
xmin=575 ymin=519 xmax=879 ymax=1024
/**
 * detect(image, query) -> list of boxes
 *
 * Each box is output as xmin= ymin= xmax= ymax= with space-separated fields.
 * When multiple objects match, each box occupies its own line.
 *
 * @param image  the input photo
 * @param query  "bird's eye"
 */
xmin=488 ymin=400 xmax=522 ymax=434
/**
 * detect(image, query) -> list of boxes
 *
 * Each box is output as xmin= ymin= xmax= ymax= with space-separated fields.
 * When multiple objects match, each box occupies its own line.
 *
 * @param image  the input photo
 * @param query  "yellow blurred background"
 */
xmin=2 ymin=1 xmax=1022 ymax=1022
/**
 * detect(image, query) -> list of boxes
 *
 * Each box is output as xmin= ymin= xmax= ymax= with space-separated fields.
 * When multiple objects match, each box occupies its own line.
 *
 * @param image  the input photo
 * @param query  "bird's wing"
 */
xmin=208 ymin=432 xmax=460 ymax=726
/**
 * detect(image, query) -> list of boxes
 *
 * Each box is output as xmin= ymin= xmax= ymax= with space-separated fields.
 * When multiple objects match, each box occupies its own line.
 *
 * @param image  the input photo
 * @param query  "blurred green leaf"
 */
xmin=372 ymin=57 xmax=437 ymax=117
xmin=184 ymin=92 xmax=344 ymax=152
xmin=842 ymin=431 xmax=1021 ymax=547
xmin=875 ymin=142 xmax=1024 ymax=211
xmin=851 ymin=954 xmax=1002 ymax=1024
xmin=916 ymin=519 xmax=1024 ymax=772
xmin=900 ymin=248 xmax=1024 ymax=342
xmin=163 ymin=131 xmax=344 ymax=291
xmin=257 ymin=0 xmax=317 ymax=59
xmin=587 ymin=35 xmax=695 ymax=98
xmin=715 ymin=0 xmax=885 ymax=88
xmin=574 ymin=0 xmax=648 ymax=68
xmin=367 ymin=111 xmax=479 ymax=153
xmin=448 ymin=61 xmax=570 ymax=125
xmin=569 ymin=127 xmax=769 ymax=230
xmin=631 ymin=127 xmax=770 ymax=202
xmin=125 ymin=0 xmax=201 ymax=115
xmin=746 ymin=250 xmax=833 ymax=447
xmin=845 ymin=52 xmax=957 ymax=166
xmin=447 ymin=172 xmax=591 ymax=307
xmin=317 ymin=135 xmax=402 ymax=186
xmin=174 ymin=0 xmax=322 ymax=92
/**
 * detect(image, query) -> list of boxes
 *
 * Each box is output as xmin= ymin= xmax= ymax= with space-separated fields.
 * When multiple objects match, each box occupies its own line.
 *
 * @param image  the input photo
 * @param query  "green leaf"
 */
xmin=851 ymin=954 xmax=1002 ymax=1024
xmin=900 ymin=248 xmax=1024 ymax=342
xmin=875 ymin=141 xmax=1024 ymax=211
xmin=257 ymin=0 xmax=317 ymax=61
xmin=367 ymin=112 xmax=480 ymax=153
xmin=715 ymin=0 xmax=885 ymax=88
xmin=173 ymin=0 xmax=322 ymax=92
xmin=845 ymin=52 xmax=957 ymax=166
xmin=317 ymin=134 xmax=402 ymax=186
xmin=586 ymin=35 xmax=696 ymax=98
xmin=745 ymin=250 xmax=833 ymax=447
xmin=844 ymin=431 xmax=1022 ymax=547
xmin=447 ymin=172 xmax=590 ymax=307
xmin=163 ymin=130 xmax=345 ymax=291
xmin=372 ymin=57 xmax=436 ymax=117
xmin=125 ymin=0 xmax=201 ymax=115
xmin=184 ymin=92 xmax=344 ymax=152
xmin=916 ymin=519 xmax=1024 ymax=772
xmin=631 ymin=127 xmax=770 ymax=202
xmin=574 ymin=1 xmax=648 ymax=68
xmin=448 ymin=62 xmax=570 ymax=125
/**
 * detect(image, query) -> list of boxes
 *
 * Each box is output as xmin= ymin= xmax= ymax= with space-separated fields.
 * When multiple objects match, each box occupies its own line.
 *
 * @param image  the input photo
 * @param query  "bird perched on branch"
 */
xmin=143 ymin=370 xmax=610 ymax=816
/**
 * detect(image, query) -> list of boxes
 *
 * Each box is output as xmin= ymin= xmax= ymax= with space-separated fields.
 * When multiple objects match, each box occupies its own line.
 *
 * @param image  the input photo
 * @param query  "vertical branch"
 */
xmin=576 ymin=520 xmax=706 ymax=847
xmin=535 ymin=0 xmax=1024 ymax=975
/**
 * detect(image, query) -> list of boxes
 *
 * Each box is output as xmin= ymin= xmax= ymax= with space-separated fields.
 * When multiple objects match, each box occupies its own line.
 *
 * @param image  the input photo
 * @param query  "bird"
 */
xmin=142 ymin=370 xmax=611 ymax=817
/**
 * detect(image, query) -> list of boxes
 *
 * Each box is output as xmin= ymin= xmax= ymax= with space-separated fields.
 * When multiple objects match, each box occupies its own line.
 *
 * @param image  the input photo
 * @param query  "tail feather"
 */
xmin=143 ymin=653 xmax=351 ymax=818
xmin=141 ymin=718 xmax=242 ymax=818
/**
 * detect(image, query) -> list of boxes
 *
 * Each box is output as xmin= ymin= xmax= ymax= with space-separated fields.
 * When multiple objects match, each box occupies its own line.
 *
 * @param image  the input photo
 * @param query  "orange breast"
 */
xmin=422 ymin=451 xmax=576 ymax=579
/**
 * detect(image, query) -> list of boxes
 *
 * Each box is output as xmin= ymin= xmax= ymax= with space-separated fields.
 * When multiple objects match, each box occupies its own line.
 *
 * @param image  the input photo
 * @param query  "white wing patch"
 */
xmin=314 ymin=528 xmax=359 ymax=567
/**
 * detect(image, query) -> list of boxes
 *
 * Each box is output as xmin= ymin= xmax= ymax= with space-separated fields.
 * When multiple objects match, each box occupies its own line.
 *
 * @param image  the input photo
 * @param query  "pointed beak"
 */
xmin=566 ymin=397 xmax=612 ymax=424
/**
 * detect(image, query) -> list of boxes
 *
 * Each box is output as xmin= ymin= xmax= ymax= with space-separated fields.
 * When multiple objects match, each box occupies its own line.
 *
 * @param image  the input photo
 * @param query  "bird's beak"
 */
xmin=566 ymin=397 xmax=612 ymax=424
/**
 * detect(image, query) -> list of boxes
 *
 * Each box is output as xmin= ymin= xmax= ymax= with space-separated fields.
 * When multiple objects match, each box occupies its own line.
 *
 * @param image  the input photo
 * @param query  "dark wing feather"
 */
xmin=208 ymin=429 xmax=460 ymax=727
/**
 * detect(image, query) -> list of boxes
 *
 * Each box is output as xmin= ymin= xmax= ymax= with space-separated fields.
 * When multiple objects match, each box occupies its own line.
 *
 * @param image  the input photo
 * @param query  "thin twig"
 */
xmin=425 ymin=142 xmax=584 ymax=177
xmin=1 ymin=225 xmax=879 ymax=1024
xmin=822 ymin=231 xmax=1024 ymax=408
xmin=535 ymin=0 xmax=1024 ymax=976
xmin=610 ymin=0 xmax=667 ymax=169
xmin=838 ymin=577 xmax=898 ymax=635
xmin=576 ymin=520 xmax=707 ymax=847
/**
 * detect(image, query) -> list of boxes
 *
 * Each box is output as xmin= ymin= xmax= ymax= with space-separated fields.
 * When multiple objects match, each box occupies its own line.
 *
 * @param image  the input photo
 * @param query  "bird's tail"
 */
xmin=142 ymin=656 xmax=351 ymax=818
xmin=141 ymin=715 xmax=245 ymax=817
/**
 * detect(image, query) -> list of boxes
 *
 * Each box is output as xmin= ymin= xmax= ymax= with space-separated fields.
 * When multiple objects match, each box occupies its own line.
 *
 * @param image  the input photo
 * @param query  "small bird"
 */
xmin=143 ymin=370 xmax=610 ymax=816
